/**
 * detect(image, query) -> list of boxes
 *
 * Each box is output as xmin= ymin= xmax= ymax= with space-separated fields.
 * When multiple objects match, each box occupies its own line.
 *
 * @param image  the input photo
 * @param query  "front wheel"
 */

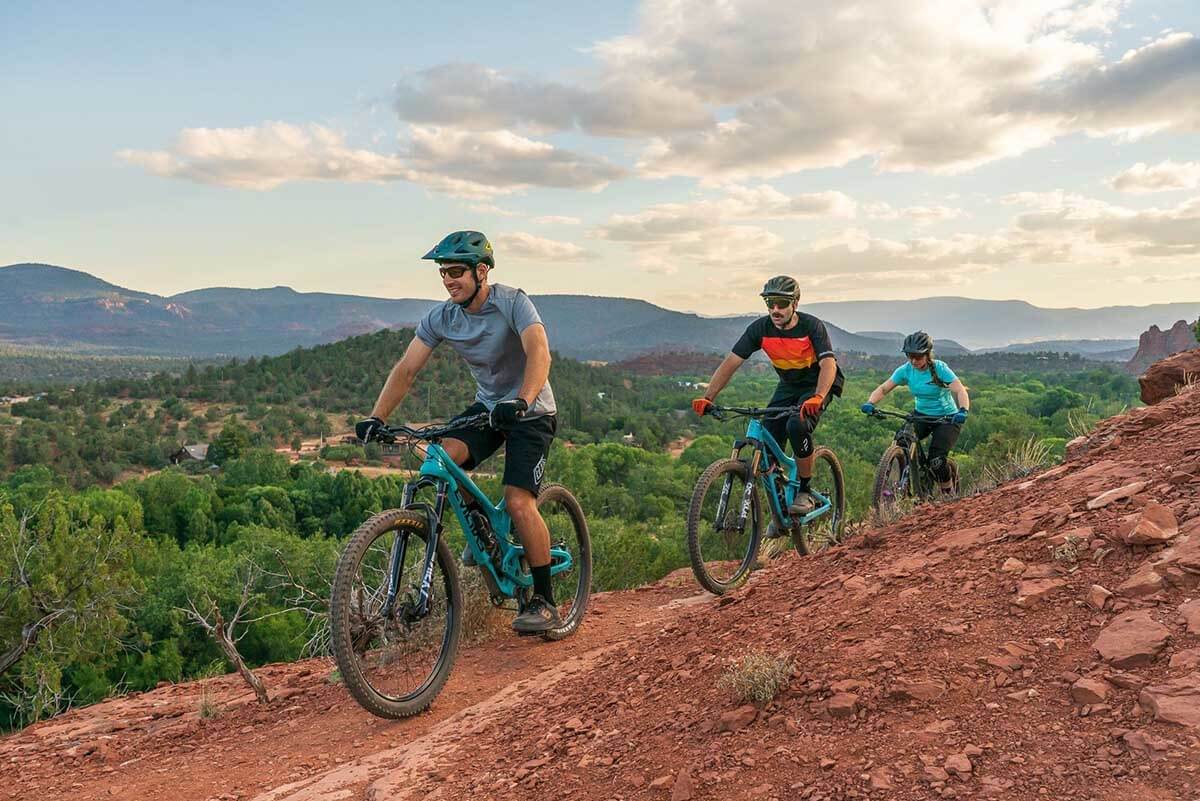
xmin=330 ymin=509 xmax=461 ymax=719
xmin=872 ymin=444 xmax=911 ymax=515
xmin=792 ymin=447 xmax=845 ymax=554
xmin=686 ymin=458 xmax=762 ymax=595
xmin=536 ymin=483 xmax=592 ymax=641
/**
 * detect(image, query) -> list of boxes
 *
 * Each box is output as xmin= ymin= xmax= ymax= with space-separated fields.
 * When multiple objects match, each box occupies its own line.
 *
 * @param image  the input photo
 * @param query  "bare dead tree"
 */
xmin=178 ymin=562 xmax=273 ymax=705
xmin=257 ymin=545 xmax=336 ymax=658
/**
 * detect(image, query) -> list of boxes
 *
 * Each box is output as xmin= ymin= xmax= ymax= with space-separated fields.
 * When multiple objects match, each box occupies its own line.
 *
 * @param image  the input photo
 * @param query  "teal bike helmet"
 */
xmin=422 ymin=230 xmax=494 ymax=268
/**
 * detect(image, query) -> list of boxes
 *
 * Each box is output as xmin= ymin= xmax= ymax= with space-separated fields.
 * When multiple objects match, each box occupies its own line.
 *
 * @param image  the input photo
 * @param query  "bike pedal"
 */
xmin=515 ymin=629 xmax=543 ymax=637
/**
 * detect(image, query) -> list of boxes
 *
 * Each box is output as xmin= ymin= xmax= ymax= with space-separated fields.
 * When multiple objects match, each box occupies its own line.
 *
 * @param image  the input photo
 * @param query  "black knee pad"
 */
xmin=796 ymin=434 xmax=814 ymax=458
xmin=786 ymin=416 xmax=815 ymax=457
xmin=930 ymin=455 xmax=949 ymax=481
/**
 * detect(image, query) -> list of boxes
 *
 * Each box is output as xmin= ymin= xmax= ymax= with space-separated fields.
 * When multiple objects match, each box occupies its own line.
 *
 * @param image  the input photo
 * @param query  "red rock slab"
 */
xmin=1139 ymin=672 xmax=1200 ymax=729
xmin=1087 ymin=481 xmax=1147 ymax=510
xmin=1181 ymin=599 xmax=1200 ymax=634
xmin=1093 ymin=611 xmax=1171 ymax=668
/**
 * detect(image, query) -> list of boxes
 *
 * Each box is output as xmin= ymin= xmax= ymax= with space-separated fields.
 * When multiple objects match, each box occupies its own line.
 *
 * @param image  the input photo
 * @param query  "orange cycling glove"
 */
xmin=800 ymin=394 xmax=824 ymax=418
xmin=692 ymin=397 xmax=714 ymax=417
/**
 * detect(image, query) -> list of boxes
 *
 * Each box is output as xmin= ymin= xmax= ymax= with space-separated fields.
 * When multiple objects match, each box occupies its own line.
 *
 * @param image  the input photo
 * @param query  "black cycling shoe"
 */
xmin=512 ymin=596 xmax=561 ymax=634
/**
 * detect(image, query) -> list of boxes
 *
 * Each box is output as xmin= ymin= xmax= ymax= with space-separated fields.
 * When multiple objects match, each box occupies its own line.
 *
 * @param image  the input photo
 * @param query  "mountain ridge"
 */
xmin=1 ymin=262 xmax=1191 ymax=361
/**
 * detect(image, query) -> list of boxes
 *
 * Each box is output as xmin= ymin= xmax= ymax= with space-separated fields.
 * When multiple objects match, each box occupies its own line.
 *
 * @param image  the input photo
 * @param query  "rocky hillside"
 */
xmin=3 ymin=366 xmax=1200 ymax=800
xmin=1125 ymin=320 xmax=1197 ymax=375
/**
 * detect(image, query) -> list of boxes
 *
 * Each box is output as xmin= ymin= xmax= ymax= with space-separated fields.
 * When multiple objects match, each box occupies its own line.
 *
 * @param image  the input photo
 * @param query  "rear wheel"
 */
xmin=871 ymin=444 xmax=911 ymax=515
xmin=330 ymin=509 xmax=461 ymax=719
xmin=792 ymin=447 xmax=845 ymax=554
xmin=686 ymin=458 xmax=762 ymax=595
xmin=536 ymin=483 xmax=592 ymax=641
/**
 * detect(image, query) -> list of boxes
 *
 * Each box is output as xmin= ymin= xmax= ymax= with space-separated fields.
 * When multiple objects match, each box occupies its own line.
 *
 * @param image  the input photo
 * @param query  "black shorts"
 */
xmin=444 ymin=403 xmax=557 ymax=495
xmin=763 ymin=386 xmax=829 ymax=451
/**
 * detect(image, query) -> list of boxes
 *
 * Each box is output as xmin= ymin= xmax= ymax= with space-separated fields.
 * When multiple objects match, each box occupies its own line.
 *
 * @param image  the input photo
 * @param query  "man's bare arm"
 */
xmin=702 ymin=353 xmax=746 ymax=400
xmin=517 ymin=324 xmax=552 ymax=406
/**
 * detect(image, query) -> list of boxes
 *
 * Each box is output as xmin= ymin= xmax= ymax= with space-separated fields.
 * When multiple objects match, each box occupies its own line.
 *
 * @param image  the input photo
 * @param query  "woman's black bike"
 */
xmin=686 ymin=404 xmax=845 ymax=595
xmin=868 ymin=409 xmax=960 ymax=514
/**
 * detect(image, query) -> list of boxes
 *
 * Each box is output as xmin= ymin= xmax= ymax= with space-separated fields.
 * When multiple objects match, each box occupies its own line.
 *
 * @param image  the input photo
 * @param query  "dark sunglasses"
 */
xmin=764 ymin=297 xmax=792 ymax=310
xmin=438 ymin=264 xmax=473 ymax=279
xmin=906 ymin=352 xmax=928 ymax=361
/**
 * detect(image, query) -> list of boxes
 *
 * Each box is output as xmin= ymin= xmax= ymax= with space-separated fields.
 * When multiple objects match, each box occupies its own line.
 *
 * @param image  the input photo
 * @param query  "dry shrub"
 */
xmin=459 ymin=565 xmax=513 ymax=645
xmin=718 ymin=651 xmax=795 ymax=706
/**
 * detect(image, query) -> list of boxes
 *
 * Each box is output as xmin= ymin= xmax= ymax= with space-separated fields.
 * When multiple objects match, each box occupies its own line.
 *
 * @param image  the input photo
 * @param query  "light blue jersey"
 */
xmin=890 ymin=360 xmax=959 ymax=416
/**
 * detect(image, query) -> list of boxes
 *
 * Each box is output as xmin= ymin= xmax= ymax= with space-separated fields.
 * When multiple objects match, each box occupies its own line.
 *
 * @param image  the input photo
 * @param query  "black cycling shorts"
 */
xmin=443 ymin=402 xmax=557 ymax=495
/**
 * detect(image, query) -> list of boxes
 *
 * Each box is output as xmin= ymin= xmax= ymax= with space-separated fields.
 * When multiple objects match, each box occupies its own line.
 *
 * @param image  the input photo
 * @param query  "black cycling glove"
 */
xmin=355 ymin=416 xmax=387 ymax=442
xmin=489 ymin=398 xmax=528 ymax=430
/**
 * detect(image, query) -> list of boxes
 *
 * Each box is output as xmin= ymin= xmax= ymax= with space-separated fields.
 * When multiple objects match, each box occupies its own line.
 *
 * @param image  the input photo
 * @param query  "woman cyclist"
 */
xmin=860 ymin=331 xmax=970 ymax=495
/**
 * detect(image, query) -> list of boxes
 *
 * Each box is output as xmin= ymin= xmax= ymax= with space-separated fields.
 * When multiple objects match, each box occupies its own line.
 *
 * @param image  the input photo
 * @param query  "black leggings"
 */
xmin=913 ymin=420 xmax=962 ymax=482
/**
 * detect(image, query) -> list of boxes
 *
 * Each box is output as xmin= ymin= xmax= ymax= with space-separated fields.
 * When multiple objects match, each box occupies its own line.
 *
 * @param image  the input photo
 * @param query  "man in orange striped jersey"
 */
xmin=692 ymin=276 xmax=844 ymax=516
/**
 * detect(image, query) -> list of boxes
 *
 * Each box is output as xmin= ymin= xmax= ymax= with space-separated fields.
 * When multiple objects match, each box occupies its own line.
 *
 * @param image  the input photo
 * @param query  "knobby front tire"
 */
xmin=330 ymin=509 xmax=462 ymax=719
xmin=871 ymin=444 xmax=911 ymax=515
xmin=686 ymin=458 xmax=762 ymax=595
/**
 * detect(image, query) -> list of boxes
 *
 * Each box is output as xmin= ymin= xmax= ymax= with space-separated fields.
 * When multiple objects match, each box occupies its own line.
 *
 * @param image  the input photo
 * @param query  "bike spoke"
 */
xmin=348 ymin=527 xmax=452 ymax=702
xmin=690 ymin=460 xmax=759 ymax=590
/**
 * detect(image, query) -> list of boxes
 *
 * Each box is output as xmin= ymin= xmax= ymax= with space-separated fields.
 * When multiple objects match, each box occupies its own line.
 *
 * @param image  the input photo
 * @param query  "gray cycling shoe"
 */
xmin=461 ymin=545 xmax=477 ymax=567
xmin=789 ymin=491 xmax=817 ymax=515
xmin=512 ymin=596 xmax=561 ymax=634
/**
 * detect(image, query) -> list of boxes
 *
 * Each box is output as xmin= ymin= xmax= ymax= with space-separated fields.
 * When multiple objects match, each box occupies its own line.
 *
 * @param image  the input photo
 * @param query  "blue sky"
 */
xmin=3 ymin=1 xmax=1199 ymax=314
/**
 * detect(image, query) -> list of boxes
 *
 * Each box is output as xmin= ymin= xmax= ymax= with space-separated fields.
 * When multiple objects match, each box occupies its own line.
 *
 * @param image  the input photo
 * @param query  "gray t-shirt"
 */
xmin=415 ymin=284 xmax=556 ymax=418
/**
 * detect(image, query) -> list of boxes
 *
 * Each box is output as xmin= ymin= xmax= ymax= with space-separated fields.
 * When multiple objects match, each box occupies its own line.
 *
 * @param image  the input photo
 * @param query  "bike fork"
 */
xmin=383 ymin=480 xmax=448 ymax=619
xmin=735 ymin=450 xmax=761 ymax=530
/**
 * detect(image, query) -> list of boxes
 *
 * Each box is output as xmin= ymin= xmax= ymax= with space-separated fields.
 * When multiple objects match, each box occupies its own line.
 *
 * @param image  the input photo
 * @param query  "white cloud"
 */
xmin=393 ymin=63 xmax=710 ymax=138
xmin=391 ymin=2 xmax=1198 ymax=181
xmin=592 ymin=185 xmax=856 ymax=243
xmin=590 ymin=185 xmax=854 ymax=272
xmin=864 ymin=202 xmax=968 ymax=225
xmin=1003 ymin=191 xmax=1200 ymax=256
xmin=492 ymin=232 xmax=594 ymax=262
xmin=1108 ymin=160 xmax=1200 ymax=193
xmin=466 ymin=203 xmax=521 ymax=217
xmin=118 ymin=123 xmax=411 ymax=191
xmin=120 ymin=122 xmax=626 ymax=198
xmin=404 ymin=126 xmax=625 ymax=195
xmin=604 ymin=184 xmax=1200 ymax=298
xmin=532 ymin=215 xmax=582 ymax=225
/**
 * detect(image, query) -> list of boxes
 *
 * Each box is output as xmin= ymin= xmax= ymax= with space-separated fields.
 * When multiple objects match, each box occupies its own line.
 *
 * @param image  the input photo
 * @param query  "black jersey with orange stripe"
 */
xmin=731 ymin=313 xmax=844 ymax=396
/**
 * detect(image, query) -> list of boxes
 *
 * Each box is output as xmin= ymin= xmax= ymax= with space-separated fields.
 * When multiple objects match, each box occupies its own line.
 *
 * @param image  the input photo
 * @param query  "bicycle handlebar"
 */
xmin=374 ymin=412 xmax=492 ymax=444
xmin=869 ymin=409 xmax=955 ymax=424
xmin=707 ymin=404 xmax=801 ymax=422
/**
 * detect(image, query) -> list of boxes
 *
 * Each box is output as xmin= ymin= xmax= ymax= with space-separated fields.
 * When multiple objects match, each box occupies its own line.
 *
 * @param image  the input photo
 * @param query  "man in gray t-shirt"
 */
xmin=356 ymin=231 xmax=564 ymax=635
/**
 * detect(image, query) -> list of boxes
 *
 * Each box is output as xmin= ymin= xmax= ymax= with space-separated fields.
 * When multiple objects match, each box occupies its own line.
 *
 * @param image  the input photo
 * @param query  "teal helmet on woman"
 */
xmin=422 ymin=230 xmax=495 ymax=268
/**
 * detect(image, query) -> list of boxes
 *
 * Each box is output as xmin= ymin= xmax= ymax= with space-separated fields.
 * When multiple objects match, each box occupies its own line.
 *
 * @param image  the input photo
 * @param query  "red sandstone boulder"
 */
xmin=1139 ymin=346 xmax=1200 ymax=404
